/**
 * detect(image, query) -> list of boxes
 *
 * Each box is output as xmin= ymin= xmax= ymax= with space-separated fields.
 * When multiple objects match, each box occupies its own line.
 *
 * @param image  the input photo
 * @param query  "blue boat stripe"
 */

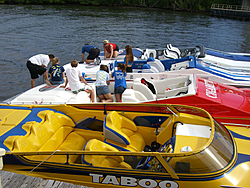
xmin=104 ymin=115 xmax=130 ymax=145
xmin=229 ymin=130 xmax=250 ymax=141
xmin=196 ymin=64 xmax=250 ymax=81
xmin=0 ymin=108 xmax=56 ymax=150
xmin=206 ymin=50 xmax=250 ymax=61
xmin=208 ymin=66 xmax=250 ymax=78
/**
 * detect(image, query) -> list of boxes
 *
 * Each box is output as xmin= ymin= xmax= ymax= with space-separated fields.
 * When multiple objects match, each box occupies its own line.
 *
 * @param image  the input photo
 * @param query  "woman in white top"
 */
xmin=95 ymin=65 xmax=113 ymax=102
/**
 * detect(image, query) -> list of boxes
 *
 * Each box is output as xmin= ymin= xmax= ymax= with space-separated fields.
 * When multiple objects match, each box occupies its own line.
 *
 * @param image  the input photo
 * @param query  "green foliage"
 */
xmin=0 ymin=0 xmax=243 ymax=11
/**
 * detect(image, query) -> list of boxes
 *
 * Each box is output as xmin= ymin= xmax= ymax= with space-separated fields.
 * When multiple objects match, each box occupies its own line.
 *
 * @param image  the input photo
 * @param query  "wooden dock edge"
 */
xmin=211 ymin=4 xmax=250 ymax=20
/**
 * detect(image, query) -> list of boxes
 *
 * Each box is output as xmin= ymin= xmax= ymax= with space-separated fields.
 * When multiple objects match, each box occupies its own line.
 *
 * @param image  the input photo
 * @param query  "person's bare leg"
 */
xmin=85 ymin=90 xmax=95 ymax=102
xmin=113 ymin=51 xmax=119 ymax=58
xmin=85 ymin=59 xmax=94 ymax=64
xmin=106 ymin=52 xmax=111 ymax=58
xmin=31 ymin=79 xmax=36 ymax=88
xmin=43 ymin=71 xmax=52 ymax=86
xmin=98 ymin=94 xmax=105 ymax=102
xmin=104 ymin=93 xmax=113 ymax=102
xmin=115 ymin=94 xmax=121 ymax=102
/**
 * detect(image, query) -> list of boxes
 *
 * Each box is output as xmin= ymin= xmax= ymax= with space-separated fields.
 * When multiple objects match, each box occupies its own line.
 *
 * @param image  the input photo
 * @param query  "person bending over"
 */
xmin=103 ymin=40 xmax=119 ymax=60
xmin=26 ymin=54 xmax=54 ymax=88
xmin=81 ymin=43 xmax=100 ymax=64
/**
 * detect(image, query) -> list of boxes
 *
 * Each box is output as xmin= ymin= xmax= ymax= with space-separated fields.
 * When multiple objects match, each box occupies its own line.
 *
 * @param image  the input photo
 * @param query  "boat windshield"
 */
xmin=162 ymin=120 xmax=234 ymax=174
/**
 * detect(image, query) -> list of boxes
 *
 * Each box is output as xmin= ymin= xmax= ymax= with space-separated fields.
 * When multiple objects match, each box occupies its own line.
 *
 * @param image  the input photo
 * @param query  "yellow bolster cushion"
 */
xmin=13 ymin=136 xmax=39 ymax=152
xmin=46 ymin=132 xmax=86 ymax=163
xmin=120 ymin=116 xmax=137 ymax=132
xmin=39 ymin=126 xmax=73 ymax=151
xmin=84 ymin=139 xmax=124 ymax=165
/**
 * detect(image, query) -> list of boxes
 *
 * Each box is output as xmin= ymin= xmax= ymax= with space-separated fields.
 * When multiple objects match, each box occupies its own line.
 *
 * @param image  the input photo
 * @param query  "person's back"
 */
xmin=50 ymin=64 xmax=64 ymax=80
xmin=29 ymin=54 xmax=49 ymax=66
xmin=124 ymin=45 xmax=134 ymax=72
xmin=82 ymin=44 xmax=96 ymax=54
xmin=111 ymin=63 xmax=127 ymax=102
xmin=65 ymin=66 xmax=82 ymax=91
xmin=113 ymin=69 xmax=127 ymax=89
xmin=96 ymin=70 xmax=109 ymax=86
xmin=95 ymin=65 xmax=113 ymax=102
xmin=62 ymin=60 xmax=94 ymax=102
xmin=49 ymin=57 xmax=65 ymax=84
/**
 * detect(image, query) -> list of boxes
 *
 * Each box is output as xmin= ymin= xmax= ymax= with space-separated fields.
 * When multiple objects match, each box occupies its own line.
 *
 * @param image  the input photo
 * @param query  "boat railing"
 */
xmin=6 ymin=150 xmax=179 ymax=179
xmin=211 ymin=4 xmax=250 ymax=12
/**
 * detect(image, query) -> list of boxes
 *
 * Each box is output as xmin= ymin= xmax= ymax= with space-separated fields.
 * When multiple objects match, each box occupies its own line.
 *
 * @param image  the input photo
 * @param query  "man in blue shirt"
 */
xmin=81 ymin=43 xmax=100 ymax=64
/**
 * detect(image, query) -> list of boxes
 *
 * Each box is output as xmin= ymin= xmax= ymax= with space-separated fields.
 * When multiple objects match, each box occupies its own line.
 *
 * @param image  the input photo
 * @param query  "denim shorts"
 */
xmin=50 ymin=79 xmax=65 ymax=85
xmin=96 ymin=85 xmax=110 ymax=96
xmin=114 ymin=86 xmax=126 ymax=94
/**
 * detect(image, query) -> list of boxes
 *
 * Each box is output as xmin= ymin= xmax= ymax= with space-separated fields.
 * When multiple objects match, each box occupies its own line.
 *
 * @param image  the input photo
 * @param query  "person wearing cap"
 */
xmin=81 ymin=43 xmax=100 ymax=64
xmin=103 ymin=40 xmax=119 ymax=60
xmin=26 ymin=54 xmax=54 ymax=88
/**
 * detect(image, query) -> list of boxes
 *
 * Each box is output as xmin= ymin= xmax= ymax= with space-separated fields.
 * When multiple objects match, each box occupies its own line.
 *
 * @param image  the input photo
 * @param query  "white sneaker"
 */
xmin=94 ymin=57 xmax=101 ymax=65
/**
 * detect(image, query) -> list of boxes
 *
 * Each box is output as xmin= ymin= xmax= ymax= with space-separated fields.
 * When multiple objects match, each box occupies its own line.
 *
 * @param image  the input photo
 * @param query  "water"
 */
xmin=0 ymin=5 xmax=249 ymax=101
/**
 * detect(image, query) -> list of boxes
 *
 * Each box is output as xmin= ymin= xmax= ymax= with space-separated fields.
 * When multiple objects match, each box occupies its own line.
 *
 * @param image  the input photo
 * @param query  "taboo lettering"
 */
xmin=89 ymin=173 xmax=179 ymax=188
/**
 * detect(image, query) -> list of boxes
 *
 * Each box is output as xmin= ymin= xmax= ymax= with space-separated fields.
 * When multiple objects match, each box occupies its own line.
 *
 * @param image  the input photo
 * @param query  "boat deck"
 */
xmin=0 ymin=170 xmax=89 ymax=188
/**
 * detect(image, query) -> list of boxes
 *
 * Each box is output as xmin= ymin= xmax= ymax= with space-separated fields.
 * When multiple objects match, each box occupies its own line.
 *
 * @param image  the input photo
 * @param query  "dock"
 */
xmin=0 ymin=170 xmax=89 ymax=188
xmin=210 ymin=4 xmax=250 ymax=20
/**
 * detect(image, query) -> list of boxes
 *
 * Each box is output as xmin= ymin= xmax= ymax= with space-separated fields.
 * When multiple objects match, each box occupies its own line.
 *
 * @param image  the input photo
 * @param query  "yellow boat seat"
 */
xmin=11 ymin=110 xmax=87 ymax=164
xmin=104 ymin=111 xmax=145 ymax=152
xmin=83 ymin=139 xmax=132 ymax=169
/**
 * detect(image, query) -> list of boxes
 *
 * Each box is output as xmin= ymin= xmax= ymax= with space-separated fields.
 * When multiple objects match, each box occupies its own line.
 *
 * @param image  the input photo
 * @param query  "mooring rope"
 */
xmin=26 ymin=150 xmax=59 ymax=176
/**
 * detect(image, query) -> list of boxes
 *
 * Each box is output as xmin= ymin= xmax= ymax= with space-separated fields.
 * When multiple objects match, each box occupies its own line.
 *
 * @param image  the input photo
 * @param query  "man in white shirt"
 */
xmin=26 ymin=54 xmax=54 ymax=88
xmin=62 ymin=60 xmax=94 ymax=102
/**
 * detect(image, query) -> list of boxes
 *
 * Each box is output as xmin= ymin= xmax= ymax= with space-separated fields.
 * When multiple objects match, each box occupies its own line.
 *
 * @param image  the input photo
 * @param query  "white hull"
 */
xmin=4 ymin=69 xmax=250 ymax=105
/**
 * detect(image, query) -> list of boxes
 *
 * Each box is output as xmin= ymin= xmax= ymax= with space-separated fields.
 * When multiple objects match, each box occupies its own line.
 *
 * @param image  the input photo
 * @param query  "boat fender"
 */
xmin=196 ymin=44 xmax=206 ymax=58
xmin=110 ymin=62 xmax=113 ymax=71
xmin=142 ymin=64 xmax=151 ymax=69
xmin=147 ymin=57 xmax=155 ymax=62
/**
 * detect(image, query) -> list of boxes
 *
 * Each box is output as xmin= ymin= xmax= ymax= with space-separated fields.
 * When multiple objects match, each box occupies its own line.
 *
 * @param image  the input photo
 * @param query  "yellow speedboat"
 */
xmin=0 ymin=103 xmax=249 ymax=188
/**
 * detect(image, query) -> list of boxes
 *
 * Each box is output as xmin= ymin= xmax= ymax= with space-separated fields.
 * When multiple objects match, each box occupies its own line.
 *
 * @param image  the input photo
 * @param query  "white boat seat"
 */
xmin=133 ymin=78 xmax=157 ymax=101
xmin=122 ymin=89 xmax=147 ymax=102
xmin=170 ymin=60 xmax=190 ymax=71
xmin=165 ymin=86 xmax=188 ymax=98
xmin=166 ymin=44 xmax=181 ymax=59
xmin=142 ymin=49 xmax=157 ymax=59
xmin=140 ymin=67 xmax=159 ymax=73
xmin=147 ymin=59 xmax=165 ymax=72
